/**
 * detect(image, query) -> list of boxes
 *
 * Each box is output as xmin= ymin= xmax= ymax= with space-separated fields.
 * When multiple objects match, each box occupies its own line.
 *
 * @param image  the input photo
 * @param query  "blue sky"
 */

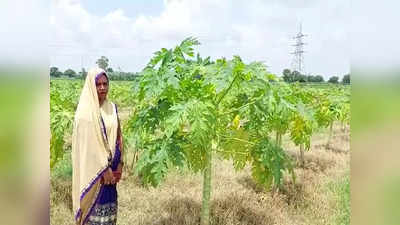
xmin=50 ymin=0 xmax=350 ymax=79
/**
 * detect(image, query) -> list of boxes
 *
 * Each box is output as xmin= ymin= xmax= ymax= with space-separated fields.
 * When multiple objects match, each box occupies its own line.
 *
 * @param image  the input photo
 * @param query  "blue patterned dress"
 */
xmin=85 ymin=103 xmax=121 ymax=225
xmin=86 ymin=141 xmax=121 ymax=225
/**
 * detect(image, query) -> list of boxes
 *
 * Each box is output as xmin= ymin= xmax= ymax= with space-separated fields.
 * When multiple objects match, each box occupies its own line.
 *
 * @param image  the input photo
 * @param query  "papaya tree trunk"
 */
xmin=299 ymin=144 xmax=305 ymax=167
xmin=327 ymin=123 xmax=333 ymax=147
xmin=275 ymin=132 xmax=283 ymax=147
xmin=201 ymin=144 xmax=213 ymax=225
xmin=276 ymin=132 xmax=280 ymax=146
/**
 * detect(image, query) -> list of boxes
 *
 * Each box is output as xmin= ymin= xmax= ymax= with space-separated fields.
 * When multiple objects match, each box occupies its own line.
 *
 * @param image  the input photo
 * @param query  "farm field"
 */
xmin=50 ymin=39 xmax=350 ymax=225
xmin=50 ymin=79 xmax=349 ymax=225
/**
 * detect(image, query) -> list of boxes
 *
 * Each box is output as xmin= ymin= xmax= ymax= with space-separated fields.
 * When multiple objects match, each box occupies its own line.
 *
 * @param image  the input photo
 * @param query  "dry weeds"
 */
xmin=50 ymin=124 xmax=350 ymax=225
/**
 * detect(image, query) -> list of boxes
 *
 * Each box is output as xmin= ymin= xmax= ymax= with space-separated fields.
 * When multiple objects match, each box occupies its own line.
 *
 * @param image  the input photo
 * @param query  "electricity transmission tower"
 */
xmin=291 ymin=23 xmax=307 ymax=74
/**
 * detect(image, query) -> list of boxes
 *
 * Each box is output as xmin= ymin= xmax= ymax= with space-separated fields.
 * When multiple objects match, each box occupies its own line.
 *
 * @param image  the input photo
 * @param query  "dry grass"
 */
xmin=50 ymin=124 xmax=350 ymax=225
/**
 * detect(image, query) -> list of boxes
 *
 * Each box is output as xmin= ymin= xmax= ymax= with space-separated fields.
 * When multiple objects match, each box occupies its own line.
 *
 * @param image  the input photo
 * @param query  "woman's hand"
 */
xmin=102 ymin=167 xmax=115 ymax=185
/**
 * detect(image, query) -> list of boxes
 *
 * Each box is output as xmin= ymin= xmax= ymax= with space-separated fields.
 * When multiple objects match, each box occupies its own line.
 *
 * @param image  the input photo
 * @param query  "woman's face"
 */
xmin=96 ymin=74 xmax=109 ymax=102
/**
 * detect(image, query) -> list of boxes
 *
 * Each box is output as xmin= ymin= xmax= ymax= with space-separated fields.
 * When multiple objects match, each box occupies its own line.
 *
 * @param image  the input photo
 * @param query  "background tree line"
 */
xmin=50 ymin=56 xmax=140 ymax=81
xmin=50 ymin=56 xmax=350 ymax=84
xmin=282 ymin=68 xmax=350 ymax=84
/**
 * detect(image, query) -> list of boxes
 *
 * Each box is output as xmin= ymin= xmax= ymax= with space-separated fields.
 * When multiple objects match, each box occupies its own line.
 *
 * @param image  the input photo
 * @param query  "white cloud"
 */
xmin=50 ymin=0 xmax=349 ymax=78
xmin=103 ymin=9 xmax=130 ymax=23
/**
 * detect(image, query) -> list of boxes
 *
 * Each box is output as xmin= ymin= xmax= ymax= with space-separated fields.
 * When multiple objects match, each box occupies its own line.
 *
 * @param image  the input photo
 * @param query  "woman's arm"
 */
xmin=114 ymin=105 xmax=124 ymax=183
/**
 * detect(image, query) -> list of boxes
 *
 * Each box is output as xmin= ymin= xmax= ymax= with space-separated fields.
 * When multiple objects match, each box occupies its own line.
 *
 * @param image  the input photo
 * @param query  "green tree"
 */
xmin=315 ymin=75 xmax=324 ymax=82
xmin=79 ymin=68 xmax=87 ymax=80
xmin=64 ymin=69 xmax=77 ymax=78
xmin=342 ymin=74 xmax=350 ymax=84
xmin=282 ymin=68 xmax=292 ymax=82
xmin=50 ymin=67 xmax=62 ymax=77
xmin=96 ymin=56 xmax=109 ymax=70
xmin=106 ymin=67 xmax=114 ymax=73
xmin=306 ymin=75 xmax=323 ymax=82
xmin=328 ymin=76 xmax=339 ymax=84
xmin=292 ymin=70 xmax=306 ymax=82
xmin=299 ymin=74 xmax=307 ymax=82
xmin=283 ymin=69 xmax=310 ymax=83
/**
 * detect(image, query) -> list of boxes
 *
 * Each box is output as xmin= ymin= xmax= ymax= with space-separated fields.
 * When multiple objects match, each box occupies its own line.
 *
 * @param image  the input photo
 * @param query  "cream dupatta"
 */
xmin=72 ymin=68 xmax=119 ymax=225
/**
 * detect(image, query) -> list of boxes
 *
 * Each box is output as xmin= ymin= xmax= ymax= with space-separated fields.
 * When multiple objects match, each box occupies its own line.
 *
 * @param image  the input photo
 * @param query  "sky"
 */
xmin=50 ymin=0 xmax=350 ymax=79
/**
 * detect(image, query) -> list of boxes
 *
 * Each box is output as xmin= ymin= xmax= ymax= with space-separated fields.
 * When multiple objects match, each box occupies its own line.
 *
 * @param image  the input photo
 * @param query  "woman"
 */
xmin=72 ymin=68 xmax=123 ymax=225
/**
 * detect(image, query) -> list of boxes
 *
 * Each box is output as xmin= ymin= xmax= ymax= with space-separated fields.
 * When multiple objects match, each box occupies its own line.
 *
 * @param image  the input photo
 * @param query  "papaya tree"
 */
xmin=313 ymin=88 xmax=343 ymax=147
xmin=217 ymin=69 xmax=296 ymax=191
xmin=50 ymin=80 xmax=81 ymax=169
xmin=264 ymin=83 xmax=296 ymax=147
xmin=287 ymin=84 xmax=318 ymax=166
xmin=338 ymin=100 xmax=350 ymax=132
xmin=129 ymin=37 xmax=294 ymax=225
xmin=336 ymin=87 xmax=351 ymax=132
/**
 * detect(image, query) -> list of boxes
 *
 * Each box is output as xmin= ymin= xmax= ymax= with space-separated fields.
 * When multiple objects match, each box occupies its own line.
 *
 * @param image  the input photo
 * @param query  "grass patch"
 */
xmin=51 ymin=151 xmax=72 ymax=179
xmin=329 ymin=173 xmax=350 ymax=225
